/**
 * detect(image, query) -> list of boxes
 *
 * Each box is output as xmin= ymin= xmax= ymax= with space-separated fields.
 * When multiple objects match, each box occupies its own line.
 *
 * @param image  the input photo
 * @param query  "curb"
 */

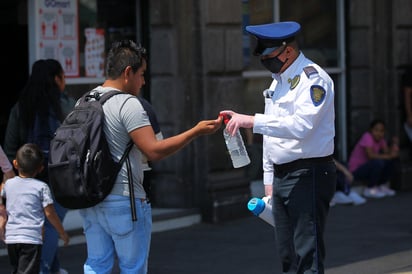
xmin=0 ymin=208 xmax=202 ymax=257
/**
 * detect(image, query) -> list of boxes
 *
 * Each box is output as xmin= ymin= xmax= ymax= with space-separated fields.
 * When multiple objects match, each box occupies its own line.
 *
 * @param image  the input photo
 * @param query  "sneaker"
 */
xmin=379 ymin=185 xmax=396 ymax=196
xmin=347 ymin=191 xmax=367 ymax=205
xmin=331 ymin=191 xmax=353 ymax=205
xmin=363 ymin=187 xmax=385 ymax=199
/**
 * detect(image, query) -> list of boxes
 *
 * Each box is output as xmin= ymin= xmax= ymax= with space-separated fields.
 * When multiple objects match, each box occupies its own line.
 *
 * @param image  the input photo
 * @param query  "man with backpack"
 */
xmin=76 ymin=40 xmax=222 ymax=274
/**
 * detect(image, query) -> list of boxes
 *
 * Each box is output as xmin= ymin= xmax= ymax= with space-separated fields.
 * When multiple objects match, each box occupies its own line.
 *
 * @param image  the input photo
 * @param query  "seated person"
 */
xmin=348 ymin=119 xmax=398 ymax=198
xmin=330 ymin=158 xmax=366 ymax=206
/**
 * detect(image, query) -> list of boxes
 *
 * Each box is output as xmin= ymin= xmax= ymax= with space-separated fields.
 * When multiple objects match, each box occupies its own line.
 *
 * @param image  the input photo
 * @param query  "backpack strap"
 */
xmin=119 ymin=141 xmax=134 ymax=166
xmin=124 ymin=142 xmax=137 ymax=221
xmin=84 ymin=89 xmax=123 ymax=105
xmin=95 ymin=90 xmax=137 ymax=220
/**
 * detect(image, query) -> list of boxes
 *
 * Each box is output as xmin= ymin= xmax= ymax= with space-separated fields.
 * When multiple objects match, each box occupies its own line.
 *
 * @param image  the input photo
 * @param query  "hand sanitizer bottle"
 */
xmin=247 ymin=196 xmax=275 ymax=227
xmin=222 ymin=115 xmax=250 ymax=168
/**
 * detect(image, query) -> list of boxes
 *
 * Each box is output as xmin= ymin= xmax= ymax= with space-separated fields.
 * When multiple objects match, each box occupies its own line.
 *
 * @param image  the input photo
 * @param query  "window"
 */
xmin=29 ymin=0 xmax=138 ymax=84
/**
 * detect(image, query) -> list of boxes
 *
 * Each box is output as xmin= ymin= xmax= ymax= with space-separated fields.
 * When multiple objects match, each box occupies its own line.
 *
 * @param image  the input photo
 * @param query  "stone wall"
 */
xmin=348 ymin=0 xmax=412 ymax=152
xmin=149 ymin=0 xmax=252 ymax=221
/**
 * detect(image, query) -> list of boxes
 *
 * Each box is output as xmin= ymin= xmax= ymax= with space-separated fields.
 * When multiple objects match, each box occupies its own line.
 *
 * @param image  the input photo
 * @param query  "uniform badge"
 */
xmin=288 ymin=75 xmax=300 ymax=90
xmin=303 ymin=66 xmax=318 ymax=78
xmin=310 ymin=85 xmax=326 ymax=106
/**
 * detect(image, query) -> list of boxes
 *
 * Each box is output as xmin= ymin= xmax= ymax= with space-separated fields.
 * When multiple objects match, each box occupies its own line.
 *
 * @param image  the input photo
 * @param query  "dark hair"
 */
xmin=45 ymin=59 xmax=65 ymax=82
xmin=254 ymin=36 xmax=297 ymax=56
xmin=369 ymin=118 xmax=385 ymax=129
xmin=16 ymin=143 xmax=44 ymax=176
xmin=17 ymin=59 xmax=65 ymax=130
xmin=105 ymin=40 xmax=147 ymax=79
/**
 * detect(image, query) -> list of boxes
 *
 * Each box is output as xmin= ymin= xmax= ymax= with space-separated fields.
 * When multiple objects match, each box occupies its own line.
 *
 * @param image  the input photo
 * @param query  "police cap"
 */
xmin=246 ymin=21 xmax=301 ymax=56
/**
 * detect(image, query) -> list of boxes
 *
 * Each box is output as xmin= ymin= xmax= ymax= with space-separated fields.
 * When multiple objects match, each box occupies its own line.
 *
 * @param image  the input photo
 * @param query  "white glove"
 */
xmin=219 ymin=110 xmax=254 ymax=136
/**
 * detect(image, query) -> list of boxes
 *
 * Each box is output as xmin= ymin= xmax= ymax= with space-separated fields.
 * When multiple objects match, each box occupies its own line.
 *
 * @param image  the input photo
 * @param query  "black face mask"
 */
xmin=260 ymin=47 xmax=287 ymax=74
xmin=261 ymin=57 xmax=285 ymax=74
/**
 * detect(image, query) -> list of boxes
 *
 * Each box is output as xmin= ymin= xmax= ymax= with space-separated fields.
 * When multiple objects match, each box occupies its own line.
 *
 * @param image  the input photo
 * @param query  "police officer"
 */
xmin=220 ymin=21 xmax=336 ymax=274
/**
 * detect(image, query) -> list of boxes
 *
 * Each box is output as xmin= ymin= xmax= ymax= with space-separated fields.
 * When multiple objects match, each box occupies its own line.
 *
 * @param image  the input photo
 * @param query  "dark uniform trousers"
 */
xmin=273 ymin=156 xmax=336 ymax=274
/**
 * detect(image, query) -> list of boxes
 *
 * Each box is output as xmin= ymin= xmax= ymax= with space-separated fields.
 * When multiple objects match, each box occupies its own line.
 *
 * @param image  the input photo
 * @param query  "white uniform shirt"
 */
xmin=253 ymin=53 xmax=335 ymax=185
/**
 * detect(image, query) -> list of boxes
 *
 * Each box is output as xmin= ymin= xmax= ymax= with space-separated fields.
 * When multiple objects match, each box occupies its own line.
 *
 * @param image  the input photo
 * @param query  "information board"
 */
xmin=34 ymin=0 xmax=79 ymax=77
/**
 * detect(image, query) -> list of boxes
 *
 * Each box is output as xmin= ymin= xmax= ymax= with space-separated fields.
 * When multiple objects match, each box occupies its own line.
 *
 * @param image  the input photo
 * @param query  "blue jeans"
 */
xmin=40 ymin=200 xmax=68 ymax=273
xmin=79 ymin=195 xmax=152 ymax=274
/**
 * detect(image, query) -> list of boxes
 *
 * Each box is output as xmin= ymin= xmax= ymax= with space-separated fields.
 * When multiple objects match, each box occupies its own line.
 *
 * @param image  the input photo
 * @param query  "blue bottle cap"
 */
xmin=247 ymin=197 xmax=265 ymax=216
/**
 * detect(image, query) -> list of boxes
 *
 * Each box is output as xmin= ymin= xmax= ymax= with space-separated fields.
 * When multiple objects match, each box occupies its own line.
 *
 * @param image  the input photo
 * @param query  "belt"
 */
xmin=273 ymin=155 xmax=333 ymax=174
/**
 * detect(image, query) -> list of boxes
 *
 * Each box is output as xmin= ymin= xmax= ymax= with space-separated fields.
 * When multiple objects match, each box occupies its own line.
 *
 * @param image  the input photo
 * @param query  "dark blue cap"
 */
xmin=246 ymin=21 xmax=301 ymax=55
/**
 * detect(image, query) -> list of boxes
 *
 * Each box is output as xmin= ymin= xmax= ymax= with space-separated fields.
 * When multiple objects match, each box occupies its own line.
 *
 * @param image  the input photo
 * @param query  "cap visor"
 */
xmin=261 ymin=47 xmax=278 ymax=56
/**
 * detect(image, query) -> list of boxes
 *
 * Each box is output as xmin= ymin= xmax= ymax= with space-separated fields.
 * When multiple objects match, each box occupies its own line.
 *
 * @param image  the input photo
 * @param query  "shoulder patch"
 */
xmin=310 ymin=85 xmax=326 ymax=106
xmin=303 ymin=66 xmax=318 ymax=78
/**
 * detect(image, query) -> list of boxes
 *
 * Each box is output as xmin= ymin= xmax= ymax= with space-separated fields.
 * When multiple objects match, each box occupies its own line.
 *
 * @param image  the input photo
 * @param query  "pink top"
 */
xmin=0 ymin=145 xmax=12 ymax=173
xmin=348 ymin=132 xmax=387 ymax=172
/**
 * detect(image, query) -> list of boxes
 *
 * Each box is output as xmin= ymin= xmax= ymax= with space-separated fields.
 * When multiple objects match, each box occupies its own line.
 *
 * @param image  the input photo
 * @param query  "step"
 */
xmin=0 ymin=207 xmax=201 ymax=257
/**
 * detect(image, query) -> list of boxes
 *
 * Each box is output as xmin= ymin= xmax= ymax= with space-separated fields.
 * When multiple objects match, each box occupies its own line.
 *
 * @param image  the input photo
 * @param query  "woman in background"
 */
xmin=3 ymin=59 xmax=75 ymax=274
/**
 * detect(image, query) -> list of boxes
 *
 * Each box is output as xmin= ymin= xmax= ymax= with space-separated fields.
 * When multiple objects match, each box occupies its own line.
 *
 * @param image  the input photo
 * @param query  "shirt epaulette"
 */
xmin=303 ymin=66 xmax=318 ymax=78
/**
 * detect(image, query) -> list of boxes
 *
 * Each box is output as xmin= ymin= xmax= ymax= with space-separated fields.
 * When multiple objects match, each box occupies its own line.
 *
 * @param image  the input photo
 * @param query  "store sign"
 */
xmin=34 ymin=0 xmax=79 ymax=77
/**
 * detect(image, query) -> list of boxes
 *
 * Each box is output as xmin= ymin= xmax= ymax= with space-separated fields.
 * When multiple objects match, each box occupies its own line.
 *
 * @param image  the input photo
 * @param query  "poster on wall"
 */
xmin=34 ymin=0 xmax=79 ymax=77
xmin=84 ymin=28 xmax=105 ymax=77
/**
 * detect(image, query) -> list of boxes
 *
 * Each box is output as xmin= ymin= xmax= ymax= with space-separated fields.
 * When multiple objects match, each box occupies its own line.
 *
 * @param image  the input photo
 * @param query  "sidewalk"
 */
xmin=1 ymin=180 xmax=266 ymax=255
xmin=61 ymin=206 xmax=202 ymax=234
xmin=326 ymin=250 xmax=412 ymax=274
xmin=1 ymin=181 xmax=412 ymax=274
xmin=0 ymin=206 xmax=203 ymax=257
xmin=148 ymin=188 xmax=412 ymax=274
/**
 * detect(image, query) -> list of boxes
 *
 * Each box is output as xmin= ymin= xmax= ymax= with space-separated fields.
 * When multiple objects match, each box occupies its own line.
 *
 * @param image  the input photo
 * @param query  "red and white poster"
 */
xmin=84 ymin=28 xmax=105 ymax=77
xmin=34 ymin=0 xmax=79 ymax=77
